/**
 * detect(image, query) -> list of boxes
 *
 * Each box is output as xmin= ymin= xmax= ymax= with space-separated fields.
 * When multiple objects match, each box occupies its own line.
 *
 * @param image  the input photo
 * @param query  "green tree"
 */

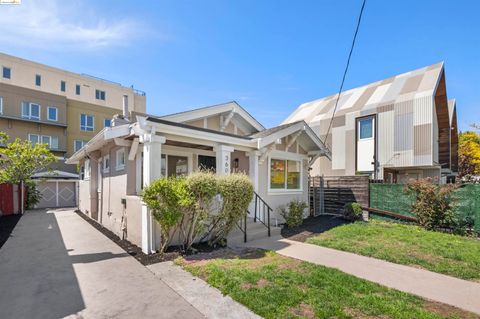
xmin=458 ymin=131 xmax=480 ymax=177
xmin=0 ymin=132 xmax=56 ymax=212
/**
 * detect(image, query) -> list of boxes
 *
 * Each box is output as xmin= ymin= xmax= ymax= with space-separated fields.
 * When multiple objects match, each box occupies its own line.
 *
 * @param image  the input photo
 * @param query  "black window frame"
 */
xmin=2 ymin=67 xmax=11 ymax=79
xmin=60 ymin=80 xmax=66 ymax=92
xmin=75 ymin=84 xmax=81 ymax=95
xmin=35 ymin=74 xmax=41 ymax=86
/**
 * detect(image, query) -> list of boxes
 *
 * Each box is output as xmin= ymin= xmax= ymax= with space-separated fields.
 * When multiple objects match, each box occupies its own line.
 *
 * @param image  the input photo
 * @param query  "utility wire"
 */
xmin=322 ymin=0 xmax=367 ymax=147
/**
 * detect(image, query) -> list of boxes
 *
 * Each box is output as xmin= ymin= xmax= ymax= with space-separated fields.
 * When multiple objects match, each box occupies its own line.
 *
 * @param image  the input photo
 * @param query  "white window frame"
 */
xmin=267 ymin=151 xmax=304 ymax=194
xmin=74 ymin=140 xmax=86 ymax=153
xmin=22 ymin=102 xmax=41 ymax=120
xmin=80 ymin=113 xmax=94 ymax=132
xmin=39 ymin=135 xmax=59 ymax=149
xmin=28 ymin=134 xmax=39 ymax=145
xmin=0 ymin=96 xmax=3 ymax=114
xmin=84 ymin=159 xmax=91 ymax=180
xmin=95 ymin=89 xmax=106 ymax=101
xmin=358 ymin=117 xmax=374 ymax=141
xmin=116 ymin=148 xmax=126 ymax=171
xmin=47 ymin=106 xmax=58 ymax=121
xmin=103 ymin=154 xmax=110 ymax=173
xmin=160 ymin=149 xmax=193 ymax=178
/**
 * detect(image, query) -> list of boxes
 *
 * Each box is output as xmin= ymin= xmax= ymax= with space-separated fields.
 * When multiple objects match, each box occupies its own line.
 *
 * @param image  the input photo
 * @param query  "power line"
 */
xmin=322 ymin=0 xmax=367 ymax=147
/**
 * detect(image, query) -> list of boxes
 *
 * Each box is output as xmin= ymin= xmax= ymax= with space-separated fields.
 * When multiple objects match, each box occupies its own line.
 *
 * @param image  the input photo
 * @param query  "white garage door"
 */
xmin=36 ymin=180 xmax=78 ymax=208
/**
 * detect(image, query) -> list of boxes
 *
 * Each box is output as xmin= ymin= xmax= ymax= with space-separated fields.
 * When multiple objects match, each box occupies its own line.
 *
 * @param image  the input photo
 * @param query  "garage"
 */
xmin=35 ymin=180 xmax=78 ymax=209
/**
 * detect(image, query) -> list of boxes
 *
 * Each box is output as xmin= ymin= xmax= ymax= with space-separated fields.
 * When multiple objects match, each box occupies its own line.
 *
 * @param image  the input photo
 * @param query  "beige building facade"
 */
xmin=0 ymin=52 xmax=146 ymax=175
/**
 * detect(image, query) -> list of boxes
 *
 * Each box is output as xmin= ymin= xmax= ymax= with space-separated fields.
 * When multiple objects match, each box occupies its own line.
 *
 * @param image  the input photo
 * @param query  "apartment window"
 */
xmin=103 ymin=154 xmax=110 ymax=173
xmin=28 ymin=134 xmax=39 ymax=145
xmin=21 ymin=102 xmax=40 ymax=120
xmin=104 ymin=118 xmax=111 ymax=127
xmin=0 ymin=97 xmax=3 ymax=114
xmin=116 ymin=148 xmax=126 ymax=171
xmin=75 ymin=84 xmax=81 ymax=95
xmin=358 ymin=117 xmax=373 ymax=140
xmin=95 ymin=89 xmax=106 ymax=101
xmin=269 ymin=158 xmax=301 ymax=191
xmin=35 ymin=74 xmax=41 ymax=86
xmin=47 ymin=106 xmax=58 ymax=121
xmin=2 ymin=67 xmax=11 ymax=79
xmin=41 ymin=135 xmax=59 ymax=149
xmin=60 ymin=81 xmax=66 ymax=92
xmin=84 ymin=159 xmax=91 ymax=180
xmin=80 ymin=114 xmax=94 ymax=131
xmin=74 ymin=140 xmax=87 ymax=152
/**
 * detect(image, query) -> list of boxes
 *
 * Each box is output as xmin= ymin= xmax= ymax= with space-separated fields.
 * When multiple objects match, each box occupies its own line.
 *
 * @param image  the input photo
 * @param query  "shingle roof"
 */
xmin=282 ymin=62 xmax=444 ymax=125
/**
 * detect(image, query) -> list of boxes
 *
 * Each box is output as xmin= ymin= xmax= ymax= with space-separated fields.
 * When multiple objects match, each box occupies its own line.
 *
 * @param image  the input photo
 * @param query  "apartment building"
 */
xmin=0 ymin=52 xmax=146 ymax=207
xmin=0 ymin=52 xmax=146 ymax=160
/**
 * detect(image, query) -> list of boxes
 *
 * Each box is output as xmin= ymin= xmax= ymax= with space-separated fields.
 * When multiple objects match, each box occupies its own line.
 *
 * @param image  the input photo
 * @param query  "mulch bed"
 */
xmin=75 ymin=210 xmax=222 ymax=266
xmin=281 ymin=214 xmax=348 ymax=242
xmin=0 ymin=214 xmax=22 ymax=249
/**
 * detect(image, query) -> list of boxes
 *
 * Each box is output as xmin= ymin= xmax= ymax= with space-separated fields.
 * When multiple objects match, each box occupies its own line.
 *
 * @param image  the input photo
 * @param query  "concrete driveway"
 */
xmin=0 ymin=209 xmax=204 ymax=319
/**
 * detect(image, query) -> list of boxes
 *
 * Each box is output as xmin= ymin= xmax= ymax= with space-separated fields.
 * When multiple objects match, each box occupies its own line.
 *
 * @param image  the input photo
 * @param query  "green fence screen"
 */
xmin=369 ymin=183 xmax=480 ymax=232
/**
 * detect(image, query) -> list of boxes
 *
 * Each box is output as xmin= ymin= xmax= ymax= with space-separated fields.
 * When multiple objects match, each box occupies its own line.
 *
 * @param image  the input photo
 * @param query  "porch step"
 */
xmin=227 ymin=218 xmax=282 ymax=247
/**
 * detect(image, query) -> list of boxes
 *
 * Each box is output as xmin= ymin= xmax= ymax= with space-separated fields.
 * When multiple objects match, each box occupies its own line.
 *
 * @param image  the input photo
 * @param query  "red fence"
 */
xmin=0 ymin=184 xmax=25 ymax=215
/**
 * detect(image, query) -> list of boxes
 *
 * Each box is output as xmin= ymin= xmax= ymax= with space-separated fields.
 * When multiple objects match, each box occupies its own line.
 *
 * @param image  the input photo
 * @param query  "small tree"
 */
xmin=405 ymin=178 xmax=457 ymax=231
xmin=458 ymin=131 xmax=480 ymax=178
xmin=141 ymin=177 xmax=192 ymax=253
xmin=207 ymin=173 xmax=253 ymax=245
xmin=0 ymin=133 xmax=56 ymax=212
xmin=181 ymin=171 xmax=218 ymax=251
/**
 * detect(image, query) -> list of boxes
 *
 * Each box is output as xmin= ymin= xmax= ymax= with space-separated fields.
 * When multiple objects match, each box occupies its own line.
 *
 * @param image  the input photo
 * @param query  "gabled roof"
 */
xmin=283 ymin=62 xmax=445 ymax=125
xmin=160 ymin=101 xmax=265 ymax=132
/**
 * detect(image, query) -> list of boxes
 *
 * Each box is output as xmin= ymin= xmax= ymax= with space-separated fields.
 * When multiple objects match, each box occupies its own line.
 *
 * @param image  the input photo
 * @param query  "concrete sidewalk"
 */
xmin=243 ymin=235 xmax=480 ymax=315
xmin=0 ymin=209 xmax=204 ymax=319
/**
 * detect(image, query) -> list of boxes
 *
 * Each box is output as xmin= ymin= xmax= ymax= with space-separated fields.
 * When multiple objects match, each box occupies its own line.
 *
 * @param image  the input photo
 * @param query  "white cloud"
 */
xmin=0 ymin=0 xmax=147 ymax=51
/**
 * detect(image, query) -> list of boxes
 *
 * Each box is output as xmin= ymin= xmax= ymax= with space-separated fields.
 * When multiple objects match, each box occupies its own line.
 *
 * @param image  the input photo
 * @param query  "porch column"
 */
xmin=248 ymin=150 xmax=260 ymax=192
xmin=215 ymin=145 xmax=234 ymax=175
xmin=141 ymin=133 xmax=166 ymax=254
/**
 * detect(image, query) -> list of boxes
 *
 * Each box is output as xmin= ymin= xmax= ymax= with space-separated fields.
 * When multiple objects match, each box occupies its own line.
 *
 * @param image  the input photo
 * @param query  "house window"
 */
xmin=103 ymin=154 xmax=110 ymax=173
xmin=80 ymin=114 xmax=94 ymax=131
xmin=47 ymin=106 xmax=58 ymax=121
xmin=21 ymin=102 xmax=40 ymax=120
xmin=74 ymin=140 xmax=86 ymax=152
xmin=104 ymin=118 xmax=111 ymax=127
xmin=160 ymin=154 xmax=189 ymax=177
xmin=60 ymin=81 xmax=66 ymax=92
xmin=84 ymin=159 xmax=91 ymax=180
xmin=2 ymin=67 xmax=11 ymax=79
xmin=35 ymin=74 xmax=41 ymax=86
xmin=116 ymin=148 xmax=126 ymax=170
xmin=269 ymin=158 xmax=302 ymax=191
xmin=0 ymin=96 xmax=3 ymax=114
xmin=40 ymin=135 xmax=59 ymax=149
xmin=358 ymin=117 xmax=373 ymax=140
xmin=75 ymin=84 xmax=81 ymax=95
xmin=28 ymin=134 xmax=39 ymax=145
xmin=95 ymin=89 xmax=106 ymax=101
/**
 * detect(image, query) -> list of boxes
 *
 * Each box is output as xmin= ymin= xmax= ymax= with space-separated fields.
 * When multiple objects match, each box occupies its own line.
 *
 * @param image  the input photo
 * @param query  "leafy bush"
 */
xmin=279 ymin=199 xmax=308 ymax=227
xmin=207 ymin=173 xmax=253 ymax=245
xmin=142 ymin=177 xmax=192 ymax=253
xmin=343 ymin=202 xmax=363 ymax=221
xmin=181 ymin=171 xmax=218 ymax=251
xmin=405 ymin=178 xmax=457 ymax=231
xmin=26 ymin=180 xmax=41 ymax=209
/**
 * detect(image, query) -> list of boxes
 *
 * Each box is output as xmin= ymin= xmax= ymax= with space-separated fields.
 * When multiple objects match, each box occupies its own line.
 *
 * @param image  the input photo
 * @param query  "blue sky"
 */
xmin=1 ymin=0 xmax=478 ymax=130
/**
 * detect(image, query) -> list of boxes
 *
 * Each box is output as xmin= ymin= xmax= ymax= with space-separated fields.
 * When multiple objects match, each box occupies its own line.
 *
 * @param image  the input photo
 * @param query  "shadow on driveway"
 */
xmin=0 ymin=209 xmax=85 ymax=319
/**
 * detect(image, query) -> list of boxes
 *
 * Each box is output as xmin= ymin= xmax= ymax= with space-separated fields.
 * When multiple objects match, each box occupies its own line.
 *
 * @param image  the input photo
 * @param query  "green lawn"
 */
xmin=306 ymin=220 xmax=480 ymax=281
xmin=177 ymin=250 xmax=478 ymax=319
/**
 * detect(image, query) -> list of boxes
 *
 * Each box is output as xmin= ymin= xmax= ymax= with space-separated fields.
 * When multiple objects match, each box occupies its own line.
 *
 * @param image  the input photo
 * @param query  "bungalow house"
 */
xmin=66 ymin=101 xmax=330 ymax=253
xmin=282 ymin=62 xmax=458 ymax=183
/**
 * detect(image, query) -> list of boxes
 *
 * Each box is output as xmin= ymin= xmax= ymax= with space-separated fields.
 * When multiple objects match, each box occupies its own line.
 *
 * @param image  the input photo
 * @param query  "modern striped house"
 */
xmin=282 ymin=62 xmax=458 ymax=183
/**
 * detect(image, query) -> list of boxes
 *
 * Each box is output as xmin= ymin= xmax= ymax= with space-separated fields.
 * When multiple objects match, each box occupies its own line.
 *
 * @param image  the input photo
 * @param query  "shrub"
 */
xmin=26 ymin=180 xmax=41 ymax=209
xmin=279 ymin=199 xmax=308 ymax=227
xmin=405 ymin=178 xmax=457 ymax=231
xmin=207 ymin=173 xmax=253 ymax=245
xmin=181 ymin=171 xmax=218 ymax=251
xmin=142 ymin=177 xmax=192 ymax=253
xmin=343 ymin=202 xmax=363 ymax=221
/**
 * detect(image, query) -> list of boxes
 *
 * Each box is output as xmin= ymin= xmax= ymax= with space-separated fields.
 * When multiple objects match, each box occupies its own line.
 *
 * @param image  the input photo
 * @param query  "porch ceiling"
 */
xmin=164 ymin=140 xmax=213 ymax=151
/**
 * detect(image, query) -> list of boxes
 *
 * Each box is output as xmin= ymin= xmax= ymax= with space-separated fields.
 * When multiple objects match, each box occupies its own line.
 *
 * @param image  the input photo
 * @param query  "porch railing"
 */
xmin=236 ymin=210 xmax=248 ymax=242
xmin=253 ymin=191 xmax=271 ymax=237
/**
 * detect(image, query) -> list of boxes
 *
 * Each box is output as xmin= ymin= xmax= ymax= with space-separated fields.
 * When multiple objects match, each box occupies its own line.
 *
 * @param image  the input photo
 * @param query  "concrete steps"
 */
xmin=227 ymin=217 xmax=282 ymax=247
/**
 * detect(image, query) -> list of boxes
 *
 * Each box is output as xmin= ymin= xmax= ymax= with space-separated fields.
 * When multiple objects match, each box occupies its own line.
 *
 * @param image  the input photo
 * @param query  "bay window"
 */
xmin=269 ymin=158 xmax=302 ymax=191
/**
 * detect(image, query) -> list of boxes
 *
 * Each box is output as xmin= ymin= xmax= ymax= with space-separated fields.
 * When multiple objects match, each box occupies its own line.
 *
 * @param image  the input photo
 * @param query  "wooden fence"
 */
xmin=309 ymin=176 xmax=370 ymax=216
